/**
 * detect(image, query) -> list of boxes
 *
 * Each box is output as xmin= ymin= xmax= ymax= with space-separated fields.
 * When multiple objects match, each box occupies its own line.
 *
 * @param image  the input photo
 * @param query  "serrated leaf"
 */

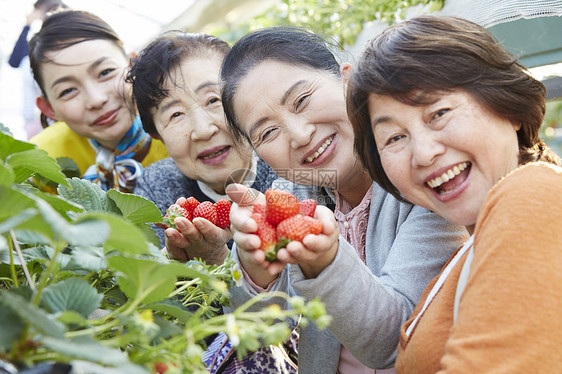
xmin=8 ymin=148 xmax=68 ymax=185
xmin=39 ymin=336 xmax=130 ymax=366
xmin=0 ymin=290 xmax=65 ymax=338
xmin=0 ymin=131 xmax=35 ymax=161
xmin=41 ymin=278 xmax=103 ymax=318
xmin=0 ymin=123 xmax=13 ymax=137
xmin=108 ymin=257 xmax=214 ymax=304
xmin=0 ymin=162 xmax=14 ymax=186
xmin=58 ymin=178 xmax=121 ymax=214
xmin=107 ymin=189 xmax=162 ymax=224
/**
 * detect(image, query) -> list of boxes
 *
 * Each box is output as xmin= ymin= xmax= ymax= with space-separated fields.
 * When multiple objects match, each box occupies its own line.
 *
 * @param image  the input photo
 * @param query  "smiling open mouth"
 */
xmin=200 ymin=146 xmax=230 ymax=160
xmin=305 ymin=135 xmax=334 ymax=163
xmin=426 ymin=162 xmax=471 ymax=194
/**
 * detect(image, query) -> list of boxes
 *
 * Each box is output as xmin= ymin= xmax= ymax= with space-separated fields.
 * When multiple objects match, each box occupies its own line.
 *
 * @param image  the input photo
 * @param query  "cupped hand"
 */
xmin=276 ymin=204 xmax=340 ymax=279
xmin=164 ymin=196 xmax=231 ymax=265
xmin=226 ymin=184 xmax=287 ymax=287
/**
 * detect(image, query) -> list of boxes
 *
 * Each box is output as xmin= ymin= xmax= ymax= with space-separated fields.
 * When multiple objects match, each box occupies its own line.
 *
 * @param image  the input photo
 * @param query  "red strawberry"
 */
xmin=276 ymin=214 xmax=323 ymax=243
xmin=265 ymin=189 xmax=300 ymax=226
xmin=302 ymin=215 xmax=323 ymax=235
xmin=182 ymin=196 xmax=200 ymax=214
xmin=299 ymin=199 xmax=317 ymax=217
xmin=214 ymin=199 xmax=231 ymax=229
xmin=154 ymin=362 xmax=169 ymax=374
xmin=253 ymin=203 xmax=266 ymax=215
xmin=161 ymin=204 xmax=191 ymax=229
xmin=192 ymin=201 xmax=217 ymax=225
xmin=252 ymin=212 xmax=278 ymax=261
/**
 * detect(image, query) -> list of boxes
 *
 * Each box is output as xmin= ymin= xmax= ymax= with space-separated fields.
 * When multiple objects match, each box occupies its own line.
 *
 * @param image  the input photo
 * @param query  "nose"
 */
xmin=411 ymin=128 xmax=445 ymax=168
xmin=288 ymin=119 xmax=315 ymax=150
xmin=84 ymin=83 xmax=109 ymax=110
xmin=191 ymin=107 xmax=220 ymax=141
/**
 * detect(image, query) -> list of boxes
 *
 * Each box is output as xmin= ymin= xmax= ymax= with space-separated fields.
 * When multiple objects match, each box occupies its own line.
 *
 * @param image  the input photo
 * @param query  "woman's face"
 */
xmin=368 ymin=89 xmax=521 ymax=229
xmin=232 ymin=60 xmax=362 ymax=189
xmin=151 ymin=54 xmax=251 ymax=195
xmin=37 ymin=39 xmax=135 ymax=150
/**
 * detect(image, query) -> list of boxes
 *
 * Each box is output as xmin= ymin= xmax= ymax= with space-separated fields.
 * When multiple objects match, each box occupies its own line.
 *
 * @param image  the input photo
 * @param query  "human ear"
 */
xmin=340 ymin=62 xmax=353 ymax=84
xmin=36 ymin=96 xmax=58 ymax=120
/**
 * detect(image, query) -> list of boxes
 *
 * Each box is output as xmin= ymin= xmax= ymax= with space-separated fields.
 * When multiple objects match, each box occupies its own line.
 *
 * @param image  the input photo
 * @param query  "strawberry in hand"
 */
xmin=214 ymin=199 xmax=231 ymax=229
xmin=157 ymin=204 xmax=192 ymax=229
xmin=192 ymin=201 xmax=218 ymax=225
xmin=276 ymin=214 xmax=323 ymax=248
xmin=251 ymin=212 xmax=279 ymax=261
xmin=265 ymin=189 xmax=300 ymax=226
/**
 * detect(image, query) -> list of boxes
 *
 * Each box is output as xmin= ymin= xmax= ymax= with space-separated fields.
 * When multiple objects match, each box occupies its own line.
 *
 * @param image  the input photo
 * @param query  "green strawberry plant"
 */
xmin=0 ymin=124 xmax=330 ymax=373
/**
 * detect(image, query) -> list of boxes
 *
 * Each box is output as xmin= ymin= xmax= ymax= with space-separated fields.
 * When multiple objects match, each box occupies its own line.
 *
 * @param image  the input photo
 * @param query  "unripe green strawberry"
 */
xmin=265 ymin=189 xmax=300 ymax=226
xmin=252 ymin=212 xmax=278 ymax=261
xmin=214 ymin=199 xmax=231 ymax=229
xmin=276 ymin=214 xmax=323 ymax=243
xmin=299 ymin=199 xmax=317 ymax=217
xmin=192 ymin=201 xmax=217 ymax=224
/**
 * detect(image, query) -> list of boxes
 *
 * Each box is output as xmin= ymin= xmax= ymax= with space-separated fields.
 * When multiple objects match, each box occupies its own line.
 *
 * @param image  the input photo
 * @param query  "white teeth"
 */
xmin=306 ymin=136 xmax=333 ymax=163
xmin=427 ymin=162 xmax=469 ymax=188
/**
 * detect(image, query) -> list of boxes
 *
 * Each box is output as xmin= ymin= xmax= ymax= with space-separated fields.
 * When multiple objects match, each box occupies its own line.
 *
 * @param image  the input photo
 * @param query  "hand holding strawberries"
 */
xmin=226 ymin=184 xmax=340 ymax=285
xmin=160 ymin=197 xmax=232 ymax=265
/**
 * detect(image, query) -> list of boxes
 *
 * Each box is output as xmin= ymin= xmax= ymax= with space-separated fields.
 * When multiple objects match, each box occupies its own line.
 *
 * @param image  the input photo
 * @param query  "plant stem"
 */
xmin=33 ymin=240 xmax=65 ymax=305
xmin=10 ymin=230 xmax=34 ymax=289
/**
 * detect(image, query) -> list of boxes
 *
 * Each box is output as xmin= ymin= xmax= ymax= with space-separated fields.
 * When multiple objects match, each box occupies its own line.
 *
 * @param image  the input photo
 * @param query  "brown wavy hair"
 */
xmin=347 ymin=15 xmax=560 ymax=200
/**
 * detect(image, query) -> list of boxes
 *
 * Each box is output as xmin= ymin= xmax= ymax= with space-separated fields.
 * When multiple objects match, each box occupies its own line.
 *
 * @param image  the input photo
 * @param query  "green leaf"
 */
xmin=39 ymin=335 xmax=131 ymax=366
xmin=0 ymin=131 xmax=35 ymax=161
xmin=0 ymin=162 xmax=14 ymax=186
xmin=0 ymin=300 xmax=26 ymax=351
xmin=8 ymin=148 xmax=68 ymax=185
xmin=107 ymin=189 xmax=162 ymax=224
xmin=58 ymin=178 xmax=121 ymax=214
xmin=35 ymin=191 xmax=85 ymax=218
xmin=32 ymin=198 xmax=110 ymax=246
xmin=84 ymin=213 xmax=149 ymax=255
xmin=0 ymin=290 xmax=65 ymax=338
xmin=56 ymin=310 xmax=87 ymax=327
xmin=108 ymin=257 xmax=214 ymax=304
xmin=0 ymin=123 xmax=13 ymax=137
xmin=61 ymin=245 xmax=107 ymax=272
xmin=0 ymin=208 xmax=37 ymax=234
xmin=0 ymin=185 xmax=36 ymax=222
xmin=41 ymin=277 xmax=103 ymax=318
xmin=141 ymin=298 xmax=193 ymax=324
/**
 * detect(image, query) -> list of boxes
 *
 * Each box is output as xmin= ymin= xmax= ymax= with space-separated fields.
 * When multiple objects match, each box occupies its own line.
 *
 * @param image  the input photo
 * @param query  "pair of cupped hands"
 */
xmin=164 ymin=184 xmax=340 ymax=287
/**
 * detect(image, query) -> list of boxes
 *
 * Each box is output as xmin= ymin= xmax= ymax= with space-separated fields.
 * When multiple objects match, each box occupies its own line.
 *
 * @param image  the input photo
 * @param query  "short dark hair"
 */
xmin=220 ymin=26 xmax=341 ymax=144
xmin=347 ymin=15 xmax=559 ymax=201
xmin=29 ymin=9 xmax=124 ymax=97
xmin=127 ymin=31 xmax=230 ymax=135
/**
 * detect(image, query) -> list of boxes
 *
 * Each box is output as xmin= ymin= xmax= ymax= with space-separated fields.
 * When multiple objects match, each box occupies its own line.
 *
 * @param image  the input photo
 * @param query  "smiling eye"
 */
xmin=433 ymin=108 xmax=449 ymax=119
xmin=386 ymin=134 xmax=405 ymax=145
xmin=295 ymin=94 xmax=310 ymax=110
xmin=58 ymin=87 xmax=75 ymax=99
xmin=99 ymin=68 xmax=115 ymax=78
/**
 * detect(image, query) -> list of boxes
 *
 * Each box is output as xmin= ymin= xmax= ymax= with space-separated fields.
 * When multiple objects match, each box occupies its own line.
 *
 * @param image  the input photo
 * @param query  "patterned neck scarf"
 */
xmin=83 ymin=116 xmax=151 ymax=192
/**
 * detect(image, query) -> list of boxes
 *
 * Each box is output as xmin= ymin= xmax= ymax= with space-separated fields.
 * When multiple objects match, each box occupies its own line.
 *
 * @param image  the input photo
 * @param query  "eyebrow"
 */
xmin=371 ymin=115 xmax=392 ymax=128
xmin=249 ymin=80 xmax=307 ymax=139
xmin=50 ymin=56 xmax=109 ymax=89
xmin=157 ymin=80 xmax=218 ymax=114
